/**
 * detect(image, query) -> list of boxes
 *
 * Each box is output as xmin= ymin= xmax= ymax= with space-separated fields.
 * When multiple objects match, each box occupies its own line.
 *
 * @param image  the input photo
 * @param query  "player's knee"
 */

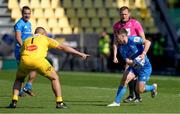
xmin=136 ymin=87 xmax=144 ymax=93
xmin=16 ymin=77 xmax=25 ymax=83
xmin=120 ymin=80 xmax=129 ymax=87
xmin=29 ymin=72 xmax=37 ymax=80
xmin=48 ymin=75 xmax=59 ymax=81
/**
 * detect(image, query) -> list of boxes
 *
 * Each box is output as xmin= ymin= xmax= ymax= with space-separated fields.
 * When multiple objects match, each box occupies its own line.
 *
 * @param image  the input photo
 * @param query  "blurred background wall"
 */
xmin=0 ymin=0 xmax=180 ymax=75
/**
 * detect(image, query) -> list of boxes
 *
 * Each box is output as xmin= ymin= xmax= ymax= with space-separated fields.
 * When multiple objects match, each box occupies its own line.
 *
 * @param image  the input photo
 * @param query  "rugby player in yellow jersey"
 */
xmin=7 ymin=27 xmax=90 ymax=109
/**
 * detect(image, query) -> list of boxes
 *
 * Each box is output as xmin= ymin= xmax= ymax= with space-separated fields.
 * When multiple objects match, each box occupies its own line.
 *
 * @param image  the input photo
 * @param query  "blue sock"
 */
xmin=24 ymin=82 xmax=32 ymax=90
xmin=19 ymin=88 xmax=24 ymax=95
xmin=145 ymin=85 xmax=155 ymax=92
xmin=115 ymin=86 xmax=126 ymax=103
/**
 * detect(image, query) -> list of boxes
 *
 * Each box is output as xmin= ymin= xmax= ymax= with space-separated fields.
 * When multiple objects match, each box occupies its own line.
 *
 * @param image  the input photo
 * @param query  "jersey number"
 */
xmin=26 ymin=38 xmax=38 ymax=51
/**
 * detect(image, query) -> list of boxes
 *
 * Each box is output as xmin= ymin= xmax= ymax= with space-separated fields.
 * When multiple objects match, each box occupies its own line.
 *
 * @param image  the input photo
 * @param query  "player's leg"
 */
xmin=123 ymin=79 xmax=135 ymax=103
xmin=21 ymin=71 xmax=37 ymax=96
xmin=136 ymin=67 xmax=157 ymax=98
xmin=14 ymin=46 xmax=25 ymax=97
xmin=133 ymin=78 xmax=142 ymax=102
xmin=7 ymin=69 xmax=28 ymax=108
xmin=45 ymin=70 xmax=67 ymax=109
xmin=108 ymin=68 xmax=136 ymax=107
xmin=136 ymin=81 xmax=157 ymax=98
xmin=38 ymin=59 xmax=67 ymax=109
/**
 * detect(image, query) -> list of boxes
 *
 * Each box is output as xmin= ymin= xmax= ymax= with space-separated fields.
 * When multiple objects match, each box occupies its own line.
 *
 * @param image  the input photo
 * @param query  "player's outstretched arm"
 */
xmin=56 ymin=44 xmax=90 ymax=60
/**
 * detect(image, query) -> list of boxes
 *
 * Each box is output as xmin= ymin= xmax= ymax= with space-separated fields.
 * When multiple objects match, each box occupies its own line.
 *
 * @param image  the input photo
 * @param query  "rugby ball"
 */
xmin=133 ymin=56 xmax=145 ymax=68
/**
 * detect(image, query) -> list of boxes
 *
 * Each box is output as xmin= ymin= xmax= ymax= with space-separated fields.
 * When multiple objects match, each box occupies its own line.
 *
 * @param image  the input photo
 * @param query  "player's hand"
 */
xmin=113 ymin=57 xmax=119 ymax=63
xmin=139 ymin=52 xmax=146 ymax=60
xmin=80 ymin=53 xmax=90 ymax=60
xmin=126 ymin=58 xmax=133 ymax=66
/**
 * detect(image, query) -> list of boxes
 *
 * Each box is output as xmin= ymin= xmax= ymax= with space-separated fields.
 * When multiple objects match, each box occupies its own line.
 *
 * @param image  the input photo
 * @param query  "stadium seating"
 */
xmin=48 ymin=18 xmax=58 ymax=28
xmin=58 ymin=17 xmax=70 ymax=28
xmin=94 ymin=0 xmax=103 ymax=8
xmin=62 ymin=27 xmax=72 ymax=34
xmin=95 ymin=28 xmax=104 ymax=34
xmin=101 ymin=18 xmax=111 ymax=28
xmin=8 ymin=0 xmax=19 ymax=9
xmin=105 ymin=0 xmax=115 ymax=8
xmin=66 ymin=8 xmax=76 ymax=17
xmin=77 ymin=8 xmax=86 ymax=18
xmin=11 ymin=8 xmax=21 ymax=20
xmin=36 ymin=18 xmax=48 ymax=28
xmin=30 ymin=0 xmax=40 ymax=9
xmin=19 ymin=0 xmax=30 ymax=8
xmin=91 ymin=18 xmax=100 ymax=27
xmin=73 ymin=0 xmax=82 ymax=8
xmin=51 ymin=0 xmax=61 ymax=8
xmin=116 ymin=0 xmax=129 ymax=8
xmin=84 ymin=0 xmax=93 ymax=8
xmin=33 ymin=8 xmax=44 ymax=18
xmin=134 ymin=0 xmax=147 ymax=9
xmin=54 ymin=8 xmax=65 ymax=18
xmin=41 ymin=0 xmax=50 ymax=9
xmin=8 ymin=0 xmax=157 ymax=34
xmin=63 ymin=0 xmax=72 ymax=8
xmin=97 ymin=8 xmax=107 ymax=18
xmin=87 ymin=8 xmax=96 ymax=18
xmin=80 ymin=18 xmax=90 ymax=27
xmin=70 ymin=18 xmax=79 ymax=27
xmin=52 ymin=27 xmax=61 ymax=34
xmin=29 ymin=18 xmax=36 ymax=32
xmin=108 ymin=8 xmax=119 ymax=17
xmin=44 ymin=8 xmax=54 ymax=18
xmin=85 ymin=27 xmax=94 ymax=33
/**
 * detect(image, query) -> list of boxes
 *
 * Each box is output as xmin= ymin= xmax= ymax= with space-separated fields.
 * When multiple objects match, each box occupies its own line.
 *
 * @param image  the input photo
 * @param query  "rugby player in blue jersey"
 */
xmin=14 ymin=6 xmax=36 ymax=96
xmin=108 ymin=28 xmax=157 ymax=107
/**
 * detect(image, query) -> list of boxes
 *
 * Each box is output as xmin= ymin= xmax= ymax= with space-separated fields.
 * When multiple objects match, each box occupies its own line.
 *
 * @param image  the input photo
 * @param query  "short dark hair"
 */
xmin=117 ymin=28 xmax=128 ymax=35
xmin=21 ymin=6 xmax=31 ymax=14
xmin=119 ymin=6 xmax=130 ymax=13
xmin=35 ymin=27 xmax=47 ymax=34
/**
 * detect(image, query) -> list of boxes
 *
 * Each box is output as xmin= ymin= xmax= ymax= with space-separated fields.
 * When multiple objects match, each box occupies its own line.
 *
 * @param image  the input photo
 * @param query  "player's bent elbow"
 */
xmin=56 ymin=45 xmax=63 ymax=50
xmin=145 ymin=39 xmax=151 ymax=46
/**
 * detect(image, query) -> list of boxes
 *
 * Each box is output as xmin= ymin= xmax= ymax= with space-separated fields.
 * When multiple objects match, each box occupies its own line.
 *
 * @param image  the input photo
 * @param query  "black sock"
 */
xmin=133 ymin=79 xmax=141 ymax=99
xmin=128 ymin=80 xmax=135 ymax=98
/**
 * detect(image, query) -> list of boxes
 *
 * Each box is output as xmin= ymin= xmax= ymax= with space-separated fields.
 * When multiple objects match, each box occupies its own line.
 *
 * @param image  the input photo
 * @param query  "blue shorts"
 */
xmin=127 ymin=64 xmax=152 ymax=82
xmin=14 ymin=46 xmax=20 ymax=64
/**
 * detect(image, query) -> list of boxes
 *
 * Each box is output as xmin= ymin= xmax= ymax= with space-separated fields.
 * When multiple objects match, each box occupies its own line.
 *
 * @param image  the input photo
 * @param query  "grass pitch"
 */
xmin=0 ymin=70 xmax=180 ymax=113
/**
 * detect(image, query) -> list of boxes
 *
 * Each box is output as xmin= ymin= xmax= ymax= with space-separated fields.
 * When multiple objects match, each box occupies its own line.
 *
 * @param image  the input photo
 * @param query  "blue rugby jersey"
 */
xmin=118 ymin=36 xmax=151 ymax=70
xmin=14 ymin=18 xmax=32 ymax=47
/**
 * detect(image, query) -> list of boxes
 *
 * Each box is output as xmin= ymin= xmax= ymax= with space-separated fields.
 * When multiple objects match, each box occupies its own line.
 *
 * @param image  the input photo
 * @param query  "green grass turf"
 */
xmin=0 ymin=70 xmax=180 ymax=113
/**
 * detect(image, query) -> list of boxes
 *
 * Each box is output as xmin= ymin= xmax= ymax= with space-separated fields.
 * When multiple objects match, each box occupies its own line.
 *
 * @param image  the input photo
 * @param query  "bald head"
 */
xmin=34 ymin=27 xmax=47 ymax=35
